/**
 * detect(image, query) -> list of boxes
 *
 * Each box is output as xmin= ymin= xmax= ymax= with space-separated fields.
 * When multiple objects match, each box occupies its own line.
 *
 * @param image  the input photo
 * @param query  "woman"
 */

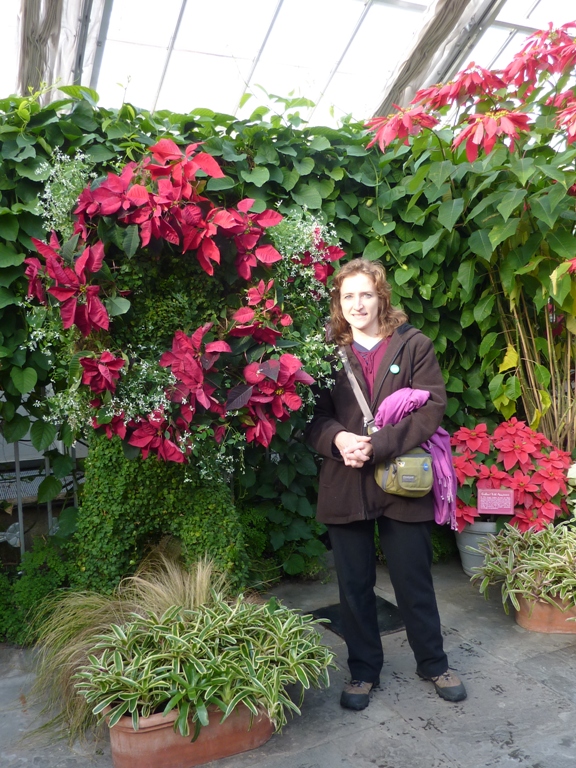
xmin=306 ymin=258 xmax=466 ymax=710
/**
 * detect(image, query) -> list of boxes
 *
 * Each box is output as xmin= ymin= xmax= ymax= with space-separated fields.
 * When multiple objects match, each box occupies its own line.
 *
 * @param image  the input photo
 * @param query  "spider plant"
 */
xmin=74 ymin=596 xmax=335 ymax=739
xmin=473 ymin=522 xmax=576 ymax=613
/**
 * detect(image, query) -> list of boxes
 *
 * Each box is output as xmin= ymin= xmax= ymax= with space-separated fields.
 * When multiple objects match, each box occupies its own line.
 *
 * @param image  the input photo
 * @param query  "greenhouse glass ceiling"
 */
xmin=2 ymin=0 xmax=575 ymax=126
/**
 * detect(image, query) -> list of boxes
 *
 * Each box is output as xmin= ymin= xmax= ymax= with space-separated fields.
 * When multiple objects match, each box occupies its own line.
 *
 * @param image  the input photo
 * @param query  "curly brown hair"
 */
xmin=329 ymin=258 xmax=408 ymax=345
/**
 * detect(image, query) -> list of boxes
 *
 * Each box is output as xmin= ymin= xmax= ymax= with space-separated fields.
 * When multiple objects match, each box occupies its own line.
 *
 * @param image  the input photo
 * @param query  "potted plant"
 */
xmin=74 ymin=595 xmax=334 ymax=768
xmin=451 ymin=419 xmax=571 ymax=575
xmin=472 ymin=522 xmax=576 ymax=633
xmin=32 ymin=553 xmax=335 ymax=767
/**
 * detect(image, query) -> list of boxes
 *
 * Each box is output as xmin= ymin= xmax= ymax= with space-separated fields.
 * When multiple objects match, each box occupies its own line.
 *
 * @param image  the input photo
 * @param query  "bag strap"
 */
xmin=337 ymin=347 xmax=375 ymax=431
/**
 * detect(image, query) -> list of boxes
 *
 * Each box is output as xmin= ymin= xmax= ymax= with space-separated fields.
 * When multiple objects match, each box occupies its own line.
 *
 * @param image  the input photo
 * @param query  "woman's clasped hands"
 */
xmin=333 ymin=431 xmax=373 ymax=468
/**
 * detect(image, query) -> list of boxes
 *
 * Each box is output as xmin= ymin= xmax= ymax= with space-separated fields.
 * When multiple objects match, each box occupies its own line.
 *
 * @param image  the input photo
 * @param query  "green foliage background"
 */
xmin=5 ymin=84 xmax=574 ymax=606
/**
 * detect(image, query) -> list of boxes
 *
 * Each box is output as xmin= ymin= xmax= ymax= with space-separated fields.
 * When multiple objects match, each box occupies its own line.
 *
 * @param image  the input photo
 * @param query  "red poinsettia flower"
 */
xmin=452 ymin=452 xmax=479 ymax=485
xmin=451 ymin=423 xmax=491 ymax=453
xmin=556 ymin=101 xmax=576 ymax=144
xmin=412 ymin=63 xmax=506 ymax=109
xmin=452 ymin=109 xmax=530 ymax=162
xmin=31 ymin=237 xmax=109 ymax=336
xmin=531 ymin=464 xmax=567 ymax=498
xmin=455 ymin=499 xmax=480 ymax=533
xmin=500 ymin=469 xmax=540 ymax=507
xmin=160 ymin=326 xmax=230 ymax=417
xmin=24 ymin=256 xmax=47 ymax=303
xmin=92 ymin=413 xmax=127 ymax=440
xmin=244 ymin=404 xmax=276 ymax=448
xmin=502 ymin=21 xmax=576 ymax=87
xmin=546 ymin=90 xmax=576 ymax=109
xmin=366 ymin=105 xmax=439 ymax=151
xmin=476 ymin=463 xmax=508 ymax=489
xmin=494 ymin=435 xmax=538 ymax=471
xmin=242 ymin=354 xmax=314 ymax=422
xmin=80 ymin=351 xmax=125 ymax=393
xmin=128 ymin=411 xmax=185 ymax=462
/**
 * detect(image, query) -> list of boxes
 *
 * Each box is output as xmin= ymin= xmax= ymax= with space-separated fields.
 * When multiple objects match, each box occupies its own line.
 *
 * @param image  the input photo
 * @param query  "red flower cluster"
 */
xmin=451 ymin=418 xmax=571 ymax=533
xmin=241 ymin=354 xmax=315 ymax=447
xmin=159 ymin=324 xmax=230 ymax=426
xmin=73 ymin=141 xmax=282 ymax=279
xmin=26 ymin=235 xmax=109 ymax=336
xmin=291 ymin=227 xmax=345 ymax=285
xmin=413 ymin=63 xmax=506 ymax=109
xmin=230 ymin=279 xmax=292 ymax=345
xmin=365 ymin=105 xmax=439 ymax=151
xmin=80 ymin=351 xmax=125 ymax=393
xmin=452 ymin=109 xmax=531 ymax=162
xmin=502 ymin=21 xmax=576 ymax=88
xmin=365 ymin=21 xmax=576 ymax=159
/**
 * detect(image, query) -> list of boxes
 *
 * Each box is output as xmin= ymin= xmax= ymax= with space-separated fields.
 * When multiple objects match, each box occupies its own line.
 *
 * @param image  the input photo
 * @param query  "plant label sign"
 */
xmin=477 ymin=488 xmax=514 ymax=515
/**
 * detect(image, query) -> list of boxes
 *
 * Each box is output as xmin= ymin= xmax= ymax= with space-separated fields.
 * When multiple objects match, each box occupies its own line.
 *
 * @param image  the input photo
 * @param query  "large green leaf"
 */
xmin=0 ymin=287 xmax=17 ymax=307
xmin=106 ymin=296 xmax=131 ymax=317
xmin=0 ymin=213 xmax=19 ymax=241
xmin=530 ymin=195 xmax=559 ymax=229
xmin=457 ymin=260 xmax=476 ymax=294
xmin=10 ymin=366 xmax=38 ymax=394
xmin=239 ymin=167 xmax=270 ymax=187
xmin=427 ymin=160 xmax=454 ymax=189
xmin=363 ymin=240 xmax=386 ymax=261
xmin=3 ymin=414 xmax=30 ymax=442
xmin=293 ymin=157 xmax=314 ymax=175
xmin=38 ymin=475 xmax=63 ymax=503
xmin=462 ymin=388 xmax=486 ymax=409
xmin=488 ymin=218 xmax=519 ymax=249
xmin=437 ymin=198 xmax=464 ymax=232
xmin=496 ymin=189 xmax=526 ymax=222
xmin=0 ymin=243 xmax=24 ymax=267
xmin=547 ymin=229 xmax=576 ymax=260
xmin=473 ymin=294 xmax=495 ymax=324
xmin=291 ymin=184 xmax=322 ymax=209
xmin=468 ymin=229 xmax=493 ymax=262
xmin=206 ymin=175 xmax=236 ymax=191
xmin=509 ymin=156 xmax=536 ymax=186
xmin=30 ymin=420 xmax=57 ymax=452
xmin=122 ymin=225 xmax=140 ymax=258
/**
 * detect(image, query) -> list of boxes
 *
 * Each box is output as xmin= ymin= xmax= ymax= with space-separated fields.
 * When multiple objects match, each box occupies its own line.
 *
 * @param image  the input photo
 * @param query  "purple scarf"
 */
xmin=374 ymin=388 xmax=457 ymax=530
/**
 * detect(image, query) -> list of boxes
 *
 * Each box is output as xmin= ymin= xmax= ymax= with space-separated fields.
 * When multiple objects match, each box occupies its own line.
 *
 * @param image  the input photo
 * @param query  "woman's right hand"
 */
xmin=333 ymin=431 xmax=373 ymax=468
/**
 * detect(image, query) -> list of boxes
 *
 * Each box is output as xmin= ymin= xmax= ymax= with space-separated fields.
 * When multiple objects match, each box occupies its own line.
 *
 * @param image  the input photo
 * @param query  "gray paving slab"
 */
xmin=2 ymin=558 xmax=576 ymax=768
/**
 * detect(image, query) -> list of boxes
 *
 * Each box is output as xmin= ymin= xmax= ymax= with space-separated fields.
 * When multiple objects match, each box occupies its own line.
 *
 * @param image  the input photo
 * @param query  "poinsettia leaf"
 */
xmin=255 ymin=244 xmax=282 ymax=264
xmin=205 ymin=341 xmax=231 ymax=354
xmin=193 ymin=152 xmax=224 ymax=178
xmin=233 ymin=307 xmax=255 ymax=323
xmin=259 ymin=359 xmax=280 ymax=382
xmin=226 ymin=384 xmax=253 ymax=411
xmin=150 ymin=138 xmax=182 ymax=162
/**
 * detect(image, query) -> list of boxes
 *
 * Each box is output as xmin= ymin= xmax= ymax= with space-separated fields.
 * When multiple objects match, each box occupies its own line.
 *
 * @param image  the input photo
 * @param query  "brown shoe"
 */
xmin=418 ymin=669 xmax=467 ymax=702
xmin=340 ymin=678 xmax=379 ymax=711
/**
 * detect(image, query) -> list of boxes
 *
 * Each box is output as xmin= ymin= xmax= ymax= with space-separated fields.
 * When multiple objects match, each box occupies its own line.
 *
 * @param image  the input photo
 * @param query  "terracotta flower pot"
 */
xmin=109 ymin=704 xmax=274 ymax=768
xmin=515 ymin=595 xmax=576 ymax=633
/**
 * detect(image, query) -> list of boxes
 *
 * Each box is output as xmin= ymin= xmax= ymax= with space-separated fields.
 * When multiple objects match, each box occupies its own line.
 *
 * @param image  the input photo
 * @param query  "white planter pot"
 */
xmin=455 ymin=521 xmax=498 ymax=577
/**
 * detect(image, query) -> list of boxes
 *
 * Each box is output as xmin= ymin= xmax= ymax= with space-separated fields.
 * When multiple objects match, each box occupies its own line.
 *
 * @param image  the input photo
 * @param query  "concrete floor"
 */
xmin=2 ymin=557 xmax=576 ymax=768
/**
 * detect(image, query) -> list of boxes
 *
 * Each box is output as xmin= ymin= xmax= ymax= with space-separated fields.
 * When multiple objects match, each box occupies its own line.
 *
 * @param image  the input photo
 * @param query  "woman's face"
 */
xmin=339 ymin=273 xmax=381 ymax=338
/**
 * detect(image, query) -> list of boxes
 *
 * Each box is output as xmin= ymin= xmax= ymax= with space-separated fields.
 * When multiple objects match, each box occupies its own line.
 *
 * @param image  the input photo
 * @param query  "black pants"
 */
xmin=328 ymin=516 xmax=448 ymax=683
